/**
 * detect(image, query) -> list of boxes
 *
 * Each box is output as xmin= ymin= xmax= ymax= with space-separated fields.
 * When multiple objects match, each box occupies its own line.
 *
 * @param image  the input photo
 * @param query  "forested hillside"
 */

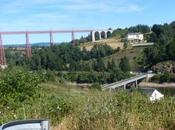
xmin=5 ymin=43 xmax=132 ymax=84
xmin=142 ymin=22 xmax=175 ymax=66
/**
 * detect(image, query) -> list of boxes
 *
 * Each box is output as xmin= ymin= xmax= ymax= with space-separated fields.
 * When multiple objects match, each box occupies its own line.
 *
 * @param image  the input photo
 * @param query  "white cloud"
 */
xmin=0 ymin=0 xmax=143 ymax=31
xmin=0 ymin=0 xmax=143 ymax=15
xmin=60 ymin=0 xmax=143 ymax=13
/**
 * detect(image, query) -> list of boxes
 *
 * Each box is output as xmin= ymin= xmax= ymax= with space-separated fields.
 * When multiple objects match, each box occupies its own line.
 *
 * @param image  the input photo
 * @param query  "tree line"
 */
xmin=5 ymin=44 xmax=131 ymax=84
xmin=142 ymin=21 xmax=175 ymax=67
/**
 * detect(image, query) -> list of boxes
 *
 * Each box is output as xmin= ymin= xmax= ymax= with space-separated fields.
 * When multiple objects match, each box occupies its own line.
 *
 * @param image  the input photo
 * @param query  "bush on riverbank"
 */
xmin=151 ymin=72 xmax=175 ymax=83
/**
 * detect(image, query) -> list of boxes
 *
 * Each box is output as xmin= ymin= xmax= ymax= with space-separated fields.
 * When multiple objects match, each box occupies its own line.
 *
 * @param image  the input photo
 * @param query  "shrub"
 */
xmin=159 ymin=72 xmax=171 ymax=83
xmin=151 ymin=72 xmax=175 ymax=83
xmin=90 ymin=83 xmax=101 ymax=90
xmin=44 ymin=95 xmax=74 ymax=124
xmin=0 ymin=69 xmax=41 ymax=105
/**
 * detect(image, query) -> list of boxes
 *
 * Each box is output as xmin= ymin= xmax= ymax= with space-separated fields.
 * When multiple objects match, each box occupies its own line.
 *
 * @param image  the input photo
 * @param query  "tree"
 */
xmin=107 ymin=59 xmax=117 ymax=72
xmin=123 ymin=42 xmax=128 ymax=49
xmin=90 ymin=44 xmax=114 ymax=58
xmin=94 ymin=58 xmax=106 ymax=72
xmin=167 ymin=38 xmax=175 ymax=60
xmin=160 ymin=72 xmax=171 ymax=83
xmin=148 ymin=32 xmax=158 ymax=42
xmin=152 ymin=24 xmax=163 ymax=37
xmin=128 ymin=25 xmax=150 ymax=33
xmin=111 ymin=28 xmax=128 ymax=38
xmin=119 ymin=57 xmax=131 ymax=72
xmin=143 ymin=22 xmax=175 ymax=67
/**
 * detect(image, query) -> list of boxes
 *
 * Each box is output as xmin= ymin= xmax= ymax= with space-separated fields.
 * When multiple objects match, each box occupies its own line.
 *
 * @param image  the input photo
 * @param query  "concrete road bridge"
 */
xmin=103 ymin=73 xmax=155 ymax=91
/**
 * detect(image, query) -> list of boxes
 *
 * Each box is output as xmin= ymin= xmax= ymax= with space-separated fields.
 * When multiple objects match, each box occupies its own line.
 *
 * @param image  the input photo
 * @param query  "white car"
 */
xmin=0 ymin=120 xmax=49 ymax=130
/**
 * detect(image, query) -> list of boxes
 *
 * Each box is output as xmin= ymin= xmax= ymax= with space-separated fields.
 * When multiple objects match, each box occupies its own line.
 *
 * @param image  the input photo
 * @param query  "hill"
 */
xmin=104 ymin=47 xmax=145 ymax=70
xmin=79 ymin=38 xmax=124 ymax=51
xmin=82 ymin=46 xmax=145 ymax=71
xmin=152 ymin=60 xmax=175 ymax=73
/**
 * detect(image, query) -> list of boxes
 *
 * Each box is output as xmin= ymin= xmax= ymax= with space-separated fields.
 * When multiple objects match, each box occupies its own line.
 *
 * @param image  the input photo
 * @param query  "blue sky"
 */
xmin=0 ymin=0 xmax=175 ymax=44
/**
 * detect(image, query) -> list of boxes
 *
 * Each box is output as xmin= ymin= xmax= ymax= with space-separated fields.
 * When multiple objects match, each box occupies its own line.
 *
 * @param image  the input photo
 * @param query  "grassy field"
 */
xmin=46 ymin=82 xmax=175 ymax=130
xmin=79 ymin=38 xmax=124 ymax=51
xmin=106 ymin=47 xmax=145 ymax=70
xmin=79 ymin=37 xmax=145 ymax=70
xmin=81 ymin=46 xmax=145 ymax=71
xmin=1 ymin=81 xmax=175 ymax=130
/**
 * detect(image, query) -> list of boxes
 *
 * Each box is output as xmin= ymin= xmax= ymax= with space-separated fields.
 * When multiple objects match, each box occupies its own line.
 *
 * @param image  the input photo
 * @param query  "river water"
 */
xmin=157 ymin=88 xmax=175 ymax=96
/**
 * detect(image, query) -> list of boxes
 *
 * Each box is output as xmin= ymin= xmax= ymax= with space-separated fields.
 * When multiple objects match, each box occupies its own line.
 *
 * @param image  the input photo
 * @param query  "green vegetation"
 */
xmin=119 ymin=56 xmax=131 ymax=72
xmin=101 ymin=47 xmax=145 ymax=71
xmin=151 ymin=72 xmax=175 ymax=83
xmin=0 ymin=69 xmax=175 ymax=130
xmin=111 ymin=25 xmax=150 ymax=39
xmin=111 ymin=28 xmax=128 ymax=38
xmin=0 ymin=68 xmax=41 ymax=105
xmin=5 ymin=44 xmax=132 ymax=84
xmin=6 ymin=44 xmax=115 ymax=71
xmin=128 ymin=24 xmax=151 ymax=34
xmin=142 ymin=22 xmax=175 ymax=67
xmin=110 ymin=21 xmax=175 ymax=73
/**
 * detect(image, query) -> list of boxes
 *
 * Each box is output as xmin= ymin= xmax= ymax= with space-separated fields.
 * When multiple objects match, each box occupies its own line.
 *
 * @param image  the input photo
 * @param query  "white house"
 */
xmin=126 ymin=33 xmax=144 ymax=43
xmin=0 ymin=65 xmax=8 ymax=70
xmin=140 ymin=88 xmax=164 ymax=102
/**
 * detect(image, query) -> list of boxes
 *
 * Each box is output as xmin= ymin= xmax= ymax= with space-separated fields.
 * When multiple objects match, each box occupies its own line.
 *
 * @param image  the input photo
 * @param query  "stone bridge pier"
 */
xmin=91 ymin=29 xmax=113 ymax=42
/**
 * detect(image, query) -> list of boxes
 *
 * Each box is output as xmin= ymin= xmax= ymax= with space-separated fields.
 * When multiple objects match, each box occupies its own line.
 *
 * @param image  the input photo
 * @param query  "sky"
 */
xmin=0 ymin=0 xmax=175 ymax=44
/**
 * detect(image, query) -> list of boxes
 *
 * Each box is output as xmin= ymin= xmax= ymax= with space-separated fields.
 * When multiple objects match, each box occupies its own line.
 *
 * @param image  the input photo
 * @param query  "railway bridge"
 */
xmin=0 ymin=29 xmax=113 ymax=67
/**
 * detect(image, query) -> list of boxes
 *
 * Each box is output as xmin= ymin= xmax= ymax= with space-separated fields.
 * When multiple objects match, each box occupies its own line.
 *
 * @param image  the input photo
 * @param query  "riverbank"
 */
xmin=140 ymin=82 xmax=175 ymax=88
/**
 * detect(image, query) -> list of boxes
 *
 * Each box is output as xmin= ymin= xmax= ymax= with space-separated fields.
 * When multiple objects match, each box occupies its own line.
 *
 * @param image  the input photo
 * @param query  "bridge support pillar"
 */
xmin=26 ymin=32 xmax=32 ymax=58
xmin=0 ymin=33 xmax=6 ymax=67
xmin=104 ymin=31 xmax=108 ymax=39
xmin=146 ymin=74 xmax=152 ymax=82
xmin=71 ymin=31 xmax=75 ymax=45
xmin=50 ymin=32 xmax=54 ymax=46
xmin=124 ymin=84 xmax=126 ymax=89
xmin=92 ymin=31 xmax=95 ymax=42
xmin=135 ymin=80 xmax=138 ymax=87
xmin=99 ymin=31 xmax=102 ymax=40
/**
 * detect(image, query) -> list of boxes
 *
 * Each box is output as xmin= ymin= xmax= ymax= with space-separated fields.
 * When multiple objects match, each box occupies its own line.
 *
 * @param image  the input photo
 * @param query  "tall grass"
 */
xmin=69 ymin=91 xmax=175 ymax=130
xmin=0 ymin=82 xmax=175 ymax=130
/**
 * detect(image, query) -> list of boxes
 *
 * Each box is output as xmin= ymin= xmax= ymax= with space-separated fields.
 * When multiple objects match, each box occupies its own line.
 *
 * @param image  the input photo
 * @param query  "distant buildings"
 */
xmin=126 ymin=33 xmax=144 ymax=43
